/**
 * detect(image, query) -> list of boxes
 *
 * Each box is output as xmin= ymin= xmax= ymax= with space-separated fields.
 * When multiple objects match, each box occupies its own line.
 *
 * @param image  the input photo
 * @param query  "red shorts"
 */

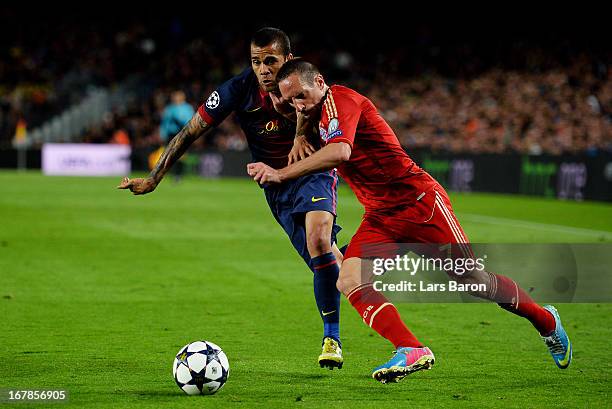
xmin=344 ymin=184 xmax=474 ymax=260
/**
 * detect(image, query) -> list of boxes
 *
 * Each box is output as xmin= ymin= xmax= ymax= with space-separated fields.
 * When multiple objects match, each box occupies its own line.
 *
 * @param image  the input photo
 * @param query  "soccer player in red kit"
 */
xmin=247 ymin=59 xmax=572 ymax=383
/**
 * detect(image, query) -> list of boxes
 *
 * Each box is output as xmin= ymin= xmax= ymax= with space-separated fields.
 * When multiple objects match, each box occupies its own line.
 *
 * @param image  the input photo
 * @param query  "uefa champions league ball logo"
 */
xmin=206 ymin=91 xmax=220 ymax=109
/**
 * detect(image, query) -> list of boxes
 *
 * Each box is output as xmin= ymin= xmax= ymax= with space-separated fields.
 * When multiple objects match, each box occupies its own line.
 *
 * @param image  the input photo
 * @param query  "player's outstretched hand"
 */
xmin=247 ymin=162 xmax=282 ymax=184
xmin=288 ymin=135 xmax=315 ymax=165
xmin=117 ymin=177 xmax=158 ymax=195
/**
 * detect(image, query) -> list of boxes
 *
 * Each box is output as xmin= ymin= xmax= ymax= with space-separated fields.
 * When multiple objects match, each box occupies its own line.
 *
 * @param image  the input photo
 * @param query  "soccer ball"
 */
xmin=173 ymin=340 xmax=230 ymax=395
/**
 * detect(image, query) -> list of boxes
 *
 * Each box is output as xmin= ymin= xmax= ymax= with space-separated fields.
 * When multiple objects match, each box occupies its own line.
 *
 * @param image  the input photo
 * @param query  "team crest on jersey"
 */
xmin=206 ymin=91 xmax=220 ymax=109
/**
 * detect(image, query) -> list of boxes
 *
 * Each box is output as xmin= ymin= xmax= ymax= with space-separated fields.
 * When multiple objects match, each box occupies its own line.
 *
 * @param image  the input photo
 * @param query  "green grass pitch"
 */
xmin=1 ymin=171 xmax=611 ymax=408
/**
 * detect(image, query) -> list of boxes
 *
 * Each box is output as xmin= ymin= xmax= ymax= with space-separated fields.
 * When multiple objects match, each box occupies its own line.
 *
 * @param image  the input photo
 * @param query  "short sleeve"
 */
xmin=323 ymin=90 xmax=360 ymax=147
xmin=197 ymin=76 xmax=244 ymax=126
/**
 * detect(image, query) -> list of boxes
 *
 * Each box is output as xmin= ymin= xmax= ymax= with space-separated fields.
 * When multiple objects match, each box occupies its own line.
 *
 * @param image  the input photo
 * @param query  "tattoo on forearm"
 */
xmin=150 ymin=114 xmax=208 ymax=182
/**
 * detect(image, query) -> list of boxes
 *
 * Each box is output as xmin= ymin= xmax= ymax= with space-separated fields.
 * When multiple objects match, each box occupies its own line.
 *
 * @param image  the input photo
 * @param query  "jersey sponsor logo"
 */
xmin=246 ymin=106 xmax=262 ymax=113
xmin=258 ymin=120 xmax=280 ymax=134
xmin=265 ymin=120 xmax=278 ymax=132
xmin=206 ymin=91 xmax=220 ymax=109
xmin=311 ymin=196 xmax=328 ymax=203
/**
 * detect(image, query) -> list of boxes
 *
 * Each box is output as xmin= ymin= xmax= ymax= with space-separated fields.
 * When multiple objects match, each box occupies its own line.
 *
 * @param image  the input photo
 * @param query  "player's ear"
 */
xmin=315 ymin=74 xmax=325 ymax=89
xmin=286 ymin=53 xmax=294 ymax=61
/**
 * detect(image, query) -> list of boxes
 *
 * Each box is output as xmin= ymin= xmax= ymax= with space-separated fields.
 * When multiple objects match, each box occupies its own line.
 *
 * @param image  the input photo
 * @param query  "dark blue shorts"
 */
xmin=264 ymin=170 xmax=342 ymax=272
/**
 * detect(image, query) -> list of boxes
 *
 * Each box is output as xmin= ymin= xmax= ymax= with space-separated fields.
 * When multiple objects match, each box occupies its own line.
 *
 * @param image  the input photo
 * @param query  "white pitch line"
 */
xmin=458 ymin=213 xmax=612 ymax=239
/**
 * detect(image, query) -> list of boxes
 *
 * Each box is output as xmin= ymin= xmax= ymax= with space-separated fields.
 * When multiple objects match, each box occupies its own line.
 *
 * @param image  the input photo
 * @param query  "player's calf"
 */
xmin=306 ymin=211 xmax=343 ymax=367
xmin=450 ymin=268 xmax=491 ymax=299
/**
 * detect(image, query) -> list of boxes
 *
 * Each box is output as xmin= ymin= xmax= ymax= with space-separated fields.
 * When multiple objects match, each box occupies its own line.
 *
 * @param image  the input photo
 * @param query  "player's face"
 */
xmin=250 ymin=43 xmax=292 ymax=92
xmin=278 ymin=73 xmax=326 ymax=118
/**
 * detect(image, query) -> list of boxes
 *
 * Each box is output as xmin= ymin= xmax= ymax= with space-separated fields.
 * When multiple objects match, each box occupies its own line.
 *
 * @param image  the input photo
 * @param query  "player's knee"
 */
xmin=306 ymin=223 xmax=332 ymax=257
xmin=336 ymin=276 xmax=350 ymax=295
xmin=336 ymin=273 xmax=359 ymax=296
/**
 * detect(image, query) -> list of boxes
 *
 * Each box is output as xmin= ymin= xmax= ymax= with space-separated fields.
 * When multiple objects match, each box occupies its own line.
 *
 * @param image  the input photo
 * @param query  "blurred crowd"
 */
xmin=368 ymin=60 xmax=611 ymax=155
xmin=1 ymin=14 xmax=610 ymax=156
xmin=77 ymin=34 xmax=249 ymax=152
xmin=0 ymin=11 xmax=164 ymax=146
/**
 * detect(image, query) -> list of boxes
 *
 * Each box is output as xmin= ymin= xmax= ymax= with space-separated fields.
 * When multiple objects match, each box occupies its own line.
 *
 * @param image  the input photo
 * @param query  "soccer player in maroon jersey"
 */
xmin=247 ymin=59 xmax=572 ymax=383
xmin=119 ymin=30 xmax=345 ymax=369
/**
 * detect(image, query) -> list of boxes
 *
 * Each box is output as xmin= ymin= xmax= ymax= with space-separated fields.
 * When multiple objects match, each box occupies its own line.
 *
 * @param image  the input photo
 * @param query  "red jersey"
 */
xmin=318 ymin=85 xmax=436 ymax=211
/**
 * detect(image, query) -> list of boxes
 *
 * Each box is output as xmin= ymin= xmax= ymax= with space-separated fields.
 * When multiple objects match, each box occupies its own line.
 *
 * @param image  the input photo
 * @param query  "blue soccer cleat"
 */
xmin=372 ymin=346 xmax=435 ymax=383
xmin=542 ymin=305 xmax=572 ymax=369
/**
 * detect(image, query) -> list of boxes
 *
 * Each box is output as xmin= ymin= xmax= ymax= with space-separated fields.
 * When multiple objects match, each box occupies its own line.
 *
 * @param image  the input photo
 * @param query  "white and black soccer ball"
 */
xmin=173 ymin=340 xmax=230 ymax=395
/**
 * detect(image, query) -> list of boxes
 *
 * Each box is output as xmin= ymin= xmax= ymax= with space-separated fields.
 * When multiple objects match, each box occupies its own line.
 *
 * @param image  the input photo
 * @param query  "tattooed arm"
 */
xmin=149 ymin=112 xmax=209 ymax=183
xmin=117 ymin=112 xmax=210 ymax=195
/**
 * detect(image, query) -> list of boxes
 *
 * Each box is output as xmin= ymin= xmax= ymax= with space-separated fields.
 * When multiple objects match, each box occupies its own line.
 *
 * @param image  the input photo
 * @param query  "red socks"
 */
xmin=344 ymin=273 xmax=555 ymax=350
xmin=488 ymin=272 xmax=556 ymax=335
xmin=347 ymin=284 xmax=422 ymax=348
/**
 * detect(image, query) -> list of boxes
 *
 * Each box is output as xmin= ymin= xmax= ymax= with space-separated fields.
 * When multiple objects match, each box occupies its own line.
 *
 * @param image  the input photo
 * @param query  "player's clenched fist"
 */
xmin=247 ymin=162 xmax=282 ymax=184
xmin=117 ymin=176 xmax=158 ymax=195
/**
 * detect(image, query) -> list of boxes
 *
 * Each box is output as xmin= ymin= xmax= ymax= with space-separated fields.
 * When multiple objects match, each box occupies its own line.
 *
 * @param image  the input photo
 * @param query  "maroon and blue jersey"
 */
xmin=197 ymin=67 xmax=296 ymax=170
xmin=196 ymin=67 xmax=341 ymax=272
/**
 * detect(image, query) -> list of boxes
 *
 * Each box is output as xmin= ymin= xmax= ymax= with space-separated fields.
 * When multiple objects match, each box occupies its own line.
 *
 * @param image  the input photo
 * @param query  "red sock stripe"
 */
xmin=487 ymin=272 xmax=498 ymax=299
xmin=330 ymin=170 xmax=337 ymax=214
xmin=314 ymin=260 xmax=338 ymax=270
xmin=368 ymin=302 xmax=392 ymax=327
xmin=491 ymin=273 xmax=556 ymax=335
xmin=347 ymin=283 xmax=373 ymax=301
